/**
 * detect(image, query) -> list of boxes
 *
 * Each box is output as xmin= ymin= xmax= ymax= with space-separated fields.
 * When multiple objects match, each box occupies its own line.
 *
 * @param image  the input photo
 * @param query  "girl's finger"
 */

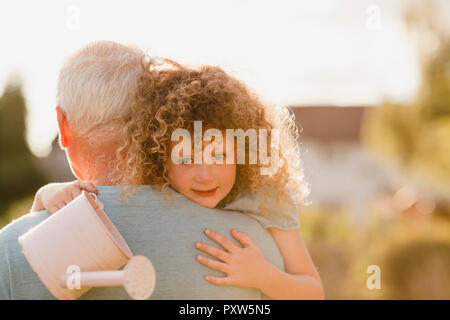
xmin=196 ymin=254 xmax=229 ymax=274
xmin=48 ymin=205 xmax=62 ymax=214
xmin=195 ymin=242 xmax=231 ymax=263
xmin=204 ymin=275 xmax=234 ymax=286
xmin=69 ymin=187 xmax=83 ymax=201
xmin=231 ymin=229 xmax=255 ymax=248
xmin=56 ymin=198 xmax=69 ymax=209
xmin=204 ymin=229 xmax=237 ymax=253
xmin=57 ymin=198 xmax=69 ymax=207
xmin=76 ymin=181 xmax=98 ymax=194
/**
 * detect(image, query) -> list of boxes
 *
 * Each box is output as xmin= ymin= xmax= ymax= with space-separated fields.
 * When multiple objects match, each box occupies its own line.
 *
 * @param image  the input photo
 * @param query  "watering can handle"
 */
xmin=59 ymin=255 xmax=156 ymax=300
xmin=85 ymin=191 xmax=104 ymax=211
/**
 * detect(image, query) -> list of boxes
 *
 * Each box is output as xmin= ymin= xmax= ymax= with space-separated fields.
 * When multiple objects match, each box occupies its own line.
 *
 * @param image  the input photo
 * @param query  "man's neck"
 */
xmin=70 ymin=153 xmax=124 ymax=186
xmin=85 ymin=176 xmax=121 ymax=186
xmin=78 ymin=165 xmax=124 ymax=186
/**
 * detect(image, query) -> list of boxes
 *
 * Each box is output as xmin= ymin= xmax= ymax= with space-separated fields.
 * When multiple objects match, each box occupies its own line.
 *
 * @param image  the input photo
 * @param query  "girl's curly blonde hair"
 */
xmin=115 ymin=57 xmax=310 ymax=216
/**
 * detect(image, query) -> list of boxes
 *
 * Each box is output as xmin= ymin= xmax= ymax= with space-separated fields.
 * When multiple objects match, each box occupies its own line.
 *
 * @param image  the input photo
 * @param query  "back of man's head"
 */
xmin=57 ymin=41 xmax=145 ymax=140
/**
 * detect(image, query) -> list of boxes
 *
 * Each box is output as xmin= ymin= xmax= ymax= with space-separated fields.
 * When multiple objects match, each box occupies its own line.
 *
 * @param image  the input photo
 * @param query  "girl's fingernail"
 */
xmin=205 ymin=229 xmax=210 ymax=235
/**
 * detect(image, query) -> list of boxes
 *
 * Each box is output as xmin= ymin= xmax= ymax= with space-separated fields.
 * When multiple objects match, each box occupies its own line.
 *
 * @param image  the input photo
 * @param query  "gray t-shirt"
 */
xmin=0 ymin=185 xmax=299 ymax=300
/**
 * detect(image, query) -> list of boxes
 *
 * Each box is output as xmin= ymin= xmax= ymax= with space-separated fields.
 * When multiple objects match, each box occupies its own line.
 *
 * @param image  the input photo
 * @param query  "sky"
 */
xmin=0 ymin=0 xmax=446 ymax=157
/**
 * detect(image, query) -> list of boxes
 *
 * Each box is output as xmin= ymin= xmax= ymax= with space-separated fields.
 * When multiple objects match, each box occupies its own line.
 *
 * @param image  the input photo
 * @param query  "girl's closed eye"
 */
xmin=214 ymin=153 xmax=225 ymax=163
xmin=181 ymin=157 xmax=192 ymax=165
xmin=172 ymin=154 xmax=193 ymax=165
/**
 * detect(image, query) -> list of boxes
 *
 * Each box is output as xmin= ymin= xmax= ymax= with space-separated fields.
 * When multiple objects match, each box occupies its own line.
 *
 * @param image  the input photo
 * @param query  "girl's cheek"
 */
xmin=170 ymin=166 xmax=192 ymax=192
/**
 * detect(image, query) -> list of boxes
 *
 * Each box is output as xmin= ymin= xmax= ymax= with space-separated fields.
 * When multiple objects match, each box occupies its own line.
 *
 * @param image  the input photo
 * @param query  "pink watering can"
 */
xmin=18 ymin=191 xmax=156 ymax=300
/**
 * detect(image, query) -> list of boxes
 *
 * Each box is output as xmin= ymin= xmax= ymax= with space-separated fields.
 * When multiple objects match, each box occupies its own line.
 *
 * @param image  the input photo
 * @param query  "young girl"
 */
xmin=32 ymin=57 xmax=324 ymax=299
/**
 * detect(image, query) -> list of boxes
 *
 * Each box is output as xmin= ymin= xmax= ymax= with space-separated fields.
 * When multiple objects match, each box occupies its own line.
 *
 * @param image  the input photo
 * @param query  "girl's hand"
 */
xmin=32 ymin=180 xmax=98 ymax=214
xmin=195 ymin=228 xmax=272 ymax=290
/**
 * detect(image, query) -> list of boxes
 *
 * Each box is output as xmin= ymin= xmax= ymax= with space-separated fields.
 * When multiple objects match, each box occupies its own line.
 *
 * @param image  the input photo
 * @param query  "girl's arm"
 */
xmin=31 ymin=181 xmax=98 ymax=213
xmin=195 ymin=228 xmax=324 ymax=300
xmin=261 ymin=227 xmax=324 ymax=299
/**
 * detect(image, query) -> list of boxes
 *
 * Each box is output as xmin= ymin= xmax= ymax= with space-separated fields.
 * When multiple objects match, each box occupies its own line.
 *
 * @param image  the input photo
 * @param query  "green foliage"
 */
xmin=362 ymin=103 xmax=419 ymax=166
xmin=383 ymin=240 xmax=450 ymax=299
xmin=0 ymin=83 xmax=28 ymax=155
xmin=361 ymin=3 xmax=450 ymax=199
xmin=0 ymin=82 xmax=45 ymax=215
xmin=0 ymin=195 xmax=34 ymax=230
xmin=300 ymin=205 xmax=450 ymax=299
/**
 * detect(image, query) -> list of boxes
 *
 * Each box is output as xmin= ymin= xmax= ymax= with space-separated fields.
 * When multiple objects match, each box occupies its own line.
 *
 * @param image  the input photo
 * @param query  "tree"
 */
xmin=362 ymin=1 xmax=450 ymax=201
xmin=0 ymin=81 xmax=45 ymax=215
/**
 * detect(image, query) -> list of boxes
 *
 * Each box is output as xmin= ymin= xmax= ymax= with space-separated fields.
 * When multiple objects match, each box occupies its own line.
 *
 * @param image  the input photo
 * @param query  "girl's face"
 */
xmin=167 ymin=140 xmax=236 ymax=208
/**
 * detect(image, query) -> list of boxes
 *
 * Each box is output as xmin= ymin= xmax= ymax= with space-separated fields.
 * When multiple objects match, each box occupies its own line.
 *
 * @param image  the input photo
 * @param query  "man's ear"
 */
xmin=56 ymin=106 xmax=71 ymax=148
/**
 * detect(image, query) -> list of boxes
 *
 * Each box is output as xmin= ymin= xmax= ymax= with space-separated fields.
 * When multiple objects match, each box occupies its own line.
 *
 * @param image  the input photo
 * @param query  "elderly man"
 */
xmin=0 ymin=41 xmax=292 ymax=299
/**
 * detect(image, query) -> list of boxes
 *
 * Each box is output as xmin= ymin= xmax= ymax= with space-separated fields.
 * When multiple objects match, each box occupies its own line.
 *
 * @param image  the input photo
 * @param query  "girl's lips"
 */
xmin=192 ymin=187 xmax=218 ymax=197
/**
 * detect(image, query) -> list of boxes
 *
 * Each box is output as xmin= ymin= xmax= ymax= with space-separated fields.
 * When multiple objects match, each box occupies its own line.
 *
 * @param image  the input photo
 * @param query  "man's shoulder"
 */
xmin=0 ymin=211 xmax=50 ymax=246
xmin=0 ymin=210 xmax=51 ymax=300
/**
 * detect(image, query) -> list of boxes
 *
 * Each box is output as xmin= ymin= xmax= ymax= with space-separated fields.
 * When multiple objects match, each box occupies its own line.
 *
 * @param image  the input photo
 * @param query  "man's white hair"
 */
xmin=56 ymin=40 xmax=145 ymax=138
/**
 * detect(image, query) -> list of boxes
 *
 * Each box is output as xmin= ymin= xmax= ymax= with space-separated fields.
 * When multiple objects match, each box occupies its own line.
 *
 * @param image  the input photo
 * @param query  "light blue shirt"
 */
xmin=0 ymin=185 xmax=299 ymax=300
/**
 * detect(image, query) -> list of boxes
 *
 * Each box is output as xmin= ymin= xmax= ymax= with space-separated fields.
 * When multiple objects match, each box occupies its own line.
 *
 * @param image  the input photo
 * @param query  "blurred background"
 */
xmin=0 ymin=0 xmax=449 ymax=299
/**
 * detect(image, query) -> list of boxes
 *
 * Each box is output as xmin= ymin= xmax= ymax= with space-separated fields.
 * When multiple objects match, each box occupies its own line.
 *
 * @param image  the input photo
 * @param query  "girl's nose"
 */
xmin=193 ymin=164 xmax=215 ymax=184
